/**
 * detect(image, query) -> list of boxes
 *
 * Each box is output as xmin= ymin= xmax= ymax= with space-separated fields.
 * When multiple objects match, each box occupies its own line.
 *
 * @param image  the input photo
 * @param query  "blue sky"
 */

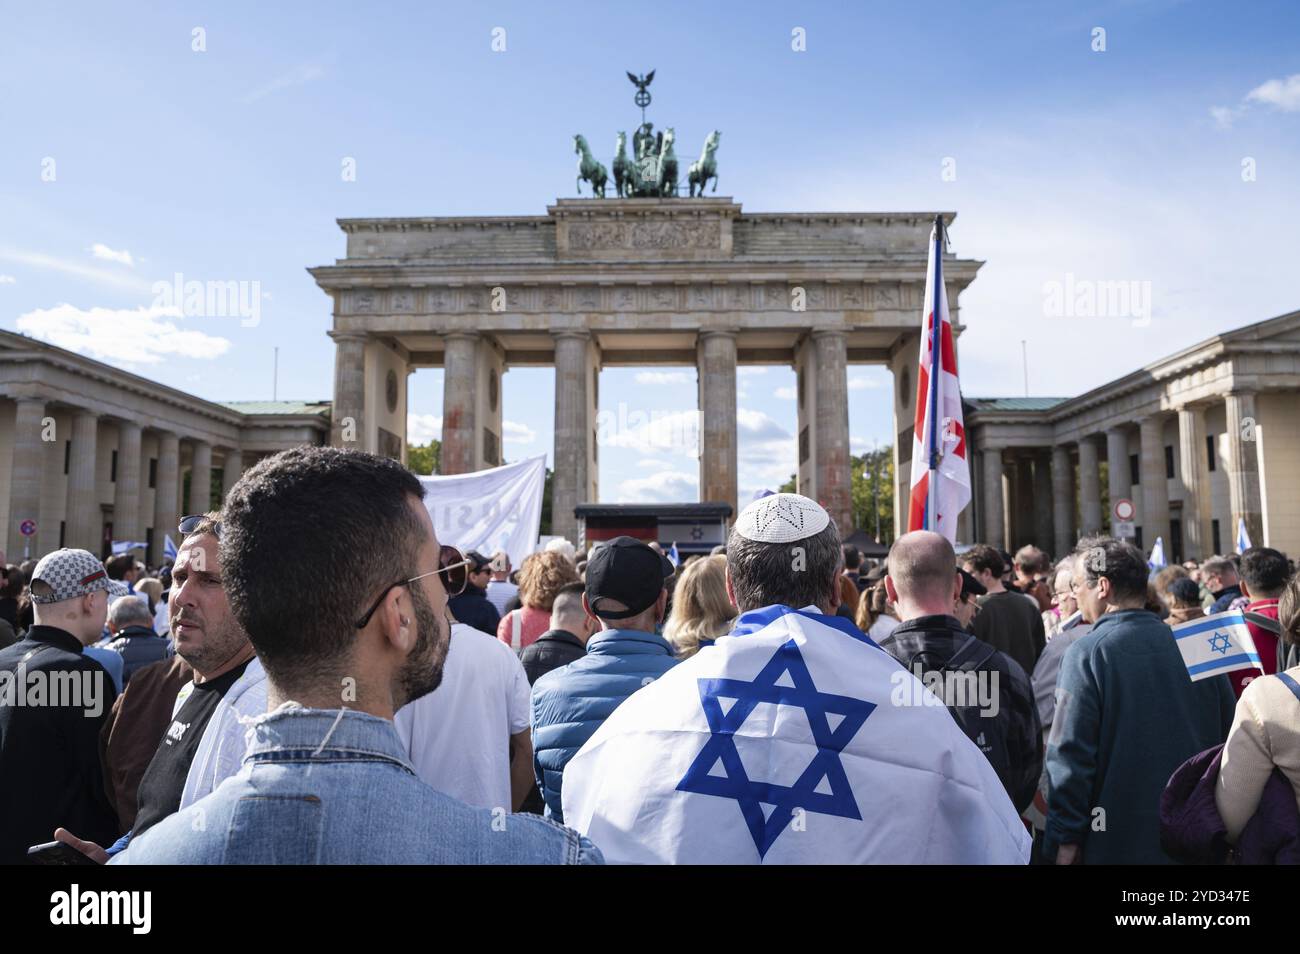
xmin=3 ymin=1 xmax=1298 ymax=503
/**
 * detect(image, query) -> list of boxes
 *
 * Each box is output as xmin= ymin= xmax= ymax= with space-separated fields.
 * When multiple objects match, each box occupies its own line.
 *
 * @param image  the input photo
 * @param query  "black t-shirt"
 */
xmin=131 ymin=658 xmax=251 ymax=838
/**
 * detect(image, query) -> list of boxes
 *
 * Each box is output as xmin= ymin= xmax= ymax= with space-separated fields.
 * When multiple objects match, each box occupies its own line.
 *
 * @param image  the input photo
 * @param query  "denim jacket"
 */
xmin=110 ymin=705 xmax=603 ymax=865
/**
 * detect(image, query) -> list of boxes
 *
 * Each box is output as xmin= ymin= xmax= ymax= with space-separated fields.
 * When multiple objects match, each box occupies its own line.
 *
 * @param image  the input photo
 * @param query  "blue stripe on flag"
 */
xmin=1173 ymin=613 xmax=1248 ymax=639
xmin=1188 ymin=653 xmax=1261 ymax=677
xmin=730 ymin=604 xmax=878 ymax=647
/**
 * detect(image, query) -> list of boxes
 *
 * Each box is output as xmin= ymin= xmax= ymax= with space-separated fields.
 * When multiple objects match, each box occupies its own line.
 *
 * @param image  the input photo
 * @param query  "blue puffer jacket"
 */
xmin=531 ymin=628 xmax=677 ymax=823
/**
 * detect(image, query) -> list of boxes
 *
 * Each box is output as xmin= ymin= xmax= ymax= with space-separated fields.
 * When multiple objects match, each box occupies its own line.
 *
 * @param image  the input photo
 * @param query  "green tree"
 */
xmin=777 ymin=473 xmax=797 ymax=494
xmin=850 ymin=444 xmax=895 ymax=545
xmin=406 ymin=439 xmax=441 ymax=476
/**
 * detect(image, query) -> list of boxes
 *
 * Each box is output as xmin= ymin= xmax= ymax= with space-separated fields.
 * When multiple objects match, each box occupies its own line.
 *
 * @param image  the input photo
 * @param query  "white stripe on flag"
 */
xmin=1170 ymin=611 xmax=1262 ymax=682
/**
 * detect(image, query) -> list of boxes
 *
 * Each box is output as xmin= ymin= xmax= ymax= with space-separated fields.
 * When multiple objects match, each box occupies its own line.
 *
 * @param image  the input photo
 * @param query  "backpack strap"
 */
xmin=1243 ymin=611 xmax=1282 ymax=636
xmin=1276 ymin=671 xmax=1300 ymax=703
xmin=945 ymin=633 xmax=998 ymax=672
xmin=510 ymin=610 xmax=523 ymax=652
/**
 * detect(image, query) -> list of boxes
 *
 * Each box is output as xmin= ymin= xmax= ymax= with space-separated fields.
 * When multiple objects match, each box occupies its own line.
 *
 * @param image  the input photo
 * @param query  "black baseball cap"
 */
xmin=958 ymin=568 xmax=987 ymax=600
xmin=584 ymin=536 xmax=674 ymax=620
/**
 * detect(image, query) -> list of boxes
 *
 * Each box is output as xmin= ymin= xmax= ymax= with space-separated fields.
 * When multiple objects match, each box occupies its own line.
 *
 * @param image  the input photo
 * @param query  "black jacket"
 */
xmin=448 ymin=584 xmax=501 ymax=637
xmin=518 ymin=629 xmax=586 ymax=686
xmin=103 ymin=625 xmax=172 ymax=686
xmin=879 ymin=614 xmax=1042 ymax=814
xmin=0 ymin=625 xmax=120 ymax=863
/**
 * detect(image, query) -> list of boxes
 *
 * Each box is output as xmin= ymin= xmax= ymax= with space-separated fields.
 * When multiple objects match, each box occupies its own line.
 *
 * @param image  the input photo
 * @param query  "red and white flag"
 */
xmin=907 ymin=217 xmax=970 ymax=542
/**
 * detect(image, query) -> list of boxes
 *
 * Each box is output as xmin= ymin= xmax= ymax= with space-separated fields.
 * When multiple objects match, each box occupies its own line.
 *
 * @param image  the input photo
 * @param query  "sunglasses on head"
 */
xmin=353 ymin=544 xmax=471 ymax=630
xmin=179 ymin=514 xmax=219 ymax=538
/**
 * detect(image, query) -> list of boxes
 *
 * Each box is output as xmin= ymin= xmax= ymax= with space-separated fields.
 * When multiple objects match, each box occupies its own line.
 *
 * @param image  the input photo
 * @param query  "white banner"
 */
xmin=418 ymin=455 xmax=546 ymax=568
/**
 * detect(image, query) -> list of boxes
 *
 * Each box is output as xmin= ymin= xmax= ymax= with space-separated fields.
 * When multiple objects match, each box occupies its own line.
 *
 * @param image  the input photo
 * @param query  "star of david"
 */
xmin=676 ymin=638 xmax=875 ymax=858
xmin=1208 ymin=631 xmax=1233 ymax=655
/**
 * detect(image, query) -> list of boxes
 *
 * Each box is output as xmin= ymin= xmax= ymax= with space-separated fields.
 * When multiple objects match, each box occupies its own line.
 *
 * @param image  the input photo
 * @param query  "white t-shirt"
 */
xmin=485 ymin=580 xmax=519 ymax=616
xmin=393 ymin=622 xmax=531 ymax=812
xmin=868 ymin=615 xmax=901 ymax=641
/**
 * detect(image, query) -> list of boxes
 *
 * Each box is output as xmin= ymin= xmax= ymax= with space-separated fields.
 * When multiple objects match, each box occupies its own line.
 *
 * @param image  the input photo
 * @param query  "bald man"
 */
xmin=878 ymin=531 xmax=1042 ymax=814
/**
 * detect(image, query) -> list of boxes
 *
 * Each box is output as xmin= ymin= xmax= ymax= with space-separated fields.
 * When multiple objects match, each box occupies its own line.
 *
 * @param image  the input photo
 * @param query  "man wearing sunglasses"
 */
xmin=110 ymin=447 xmax=600 ymax=865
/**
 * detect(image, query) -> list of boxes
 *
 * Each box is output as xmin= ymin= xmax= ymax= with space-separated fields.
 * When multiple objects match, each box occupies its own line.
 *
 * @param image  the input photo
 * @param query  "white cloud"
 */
xmin=636 ymin=457 xmax=672 ymax=469
xmin=848 ymin=375 xmax=882 ymax=391
xmin=617 ymin=469 xmax=698 ymax=502
xmin=407 ymin=413 xmax=442 ymax=445
xmin=90 ymin=243 xmax=134 ymax=267
xmin=775 ymin=385 xmax=797 ymax=400
xmin=243 ymin=64 xmax=326 ymax=103
xmin=634 ymin=370 xmax=691 ymax=385
xmin=0 ymin=274 xmax=15 ymax=284
xmin=503 ymin=419 xmax=536 ymax=444
xmin=1211 ymin=73 xmax=1300 ymax=129
xmin=601 ymin=408 xmax=699 ymax=456
xmin=737 ymin=407 xmax=792 ymax=442
xmin=16 ymin=303 xmax=231 ymax=365
xmin=1246 ymin=73 xmax=1300 ymax=112
xmin=0 ymin=247 xmax=154 ymax=293
xmin=737 ymin=367 xmax=767 ymax=377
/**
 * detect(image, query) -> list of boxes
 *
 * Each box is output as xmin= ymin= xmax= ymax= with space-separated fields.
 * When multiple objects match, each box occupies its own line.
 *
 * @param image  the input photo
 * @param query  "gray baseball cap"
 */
xmin=30 ymin=548 xmax=111 ymax=604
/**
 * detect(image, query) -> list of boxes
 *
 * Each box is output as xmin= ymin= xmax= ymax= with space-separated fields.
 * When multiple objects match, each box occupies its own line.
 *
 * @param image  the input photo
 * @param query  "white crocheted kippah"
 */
xmin=733 ymin=493 xmax=830 ymax=544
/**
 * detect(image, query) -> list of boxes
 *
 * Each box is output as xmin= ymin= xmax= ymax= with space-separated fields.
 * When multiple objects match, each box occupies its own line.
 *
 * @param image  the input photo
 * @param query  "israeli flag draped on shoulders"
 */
xmin=562 ymin=605 xmax=1030 ymax=864
xmin=1171 ymin=610 xmax=1263 ymax=682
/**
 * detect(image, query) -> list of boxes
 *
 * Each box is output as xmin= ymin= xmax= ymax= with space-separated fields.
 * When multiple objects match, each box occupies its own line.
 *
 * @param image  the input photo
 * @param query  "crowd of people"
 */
xmin=1 ymin=444 xmax=1298 ymax=864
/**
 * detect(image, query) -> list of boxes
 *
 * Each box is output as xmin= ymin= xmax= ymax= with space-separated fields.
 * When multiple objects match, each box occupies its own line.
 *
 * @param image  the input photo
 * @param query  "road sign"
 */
xmin=19 ymin=519 xmax=36 ymax=537
xmin=1114 ymin=520 xmax=1135 ymax=538
xmin=1113 ymin=498 xmax=1135 ymax=522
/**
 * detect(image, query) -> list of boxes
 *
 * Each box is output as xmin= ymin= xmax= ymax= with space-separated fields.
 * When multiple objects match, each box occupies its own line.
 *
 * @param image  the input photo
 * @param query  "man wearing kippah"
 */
xmin=0 ymin=549 xmax=120 ymax=864
xmin=561 ymin=493 xmax=1030 ymax=864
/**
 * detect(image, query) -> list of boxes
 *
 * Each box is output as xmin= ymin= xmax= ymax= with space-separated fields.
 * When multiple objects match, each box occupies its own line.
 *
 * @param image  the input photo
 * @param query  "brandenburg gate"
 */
xmin=310 ymin=197 xmax=980 ymax=545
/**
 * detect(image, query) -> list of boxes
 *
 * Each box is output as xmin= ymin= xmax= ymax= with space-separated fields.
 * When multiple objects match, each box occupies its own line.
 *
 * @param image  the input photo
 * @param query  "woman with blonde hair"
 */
xmin=663 ymin=555 xmax=735 ymax=659
xmin=854 ymin=583 xmax=899 ymax=640
xmin=497 ymin=550 xmax=581 ymax=652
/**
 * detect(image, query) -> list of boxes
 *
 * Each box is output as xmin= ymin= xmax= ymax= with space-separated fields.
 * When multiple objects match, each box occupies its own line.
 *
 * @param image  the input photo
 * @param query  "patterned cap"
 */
xmin=733 ymin=492 xmax=830 ymax=544
xmin=106 ymin=579 xmax=130 ymax=600
xmin=30 ymin=548 xmax=111 ymax=604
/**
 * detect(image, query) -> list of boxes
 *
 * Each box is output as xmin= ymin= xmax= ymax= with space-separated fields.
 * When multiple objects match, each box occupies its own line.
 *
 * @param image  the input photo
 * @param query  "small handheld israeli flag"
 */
xmin=111 ymin=540 xmax=147 ymax=556
xmin=1236 ymin=517 xmax=1252 ymax=555
xmin=666 ymin=542 xmax=680 ymax=568
xmin=1147 ymin=536 xmax=1167 ymax=571
xmin=1170 ymin=610 xmax=1263 ymax=682
xmin=163 ymin=533 xmax=178 ymax=562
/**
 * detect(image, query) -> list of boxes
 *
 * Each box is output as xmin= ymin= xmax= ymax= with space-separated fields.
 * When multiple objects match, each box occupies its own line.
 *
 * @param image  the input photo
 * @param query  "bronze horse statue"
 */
xmin=657 ymin=127 xmax=678 ymax=197
xmin=612 ymin=131 xmax=632 ymax=198
xmin=574 ymin=134 xmax=608 ymax=198
xmin=689 ymin=130 xmax=720 ymax=197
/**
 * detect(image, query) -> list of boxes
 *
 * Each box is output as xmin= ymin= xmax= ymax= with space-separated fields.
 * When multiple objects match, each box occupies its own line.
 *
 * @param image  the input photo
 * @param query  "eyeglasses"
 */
xmin=179 ymin=514 xmax=219 ymax=538
xmin=353 ymin=545 xmax=470 ymax=630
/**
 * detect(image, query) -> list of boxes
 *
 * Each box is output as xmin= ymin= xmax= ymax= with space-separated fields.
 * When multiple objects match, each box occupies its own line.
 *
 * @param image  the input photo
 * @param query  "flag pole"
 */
xmin=926 ymin=215 xmax=944 ymax=532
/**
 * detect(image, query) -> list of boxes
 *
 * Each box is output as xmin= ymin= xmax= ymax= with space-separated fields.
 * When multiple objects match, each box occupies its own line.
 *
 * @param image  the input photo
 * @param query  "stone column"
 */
xmin=1078 ymin=436 xmax=1102 ymax=535
xmin=1051 ymin=444 xmax=1073 ymax=557
xmin=552 ymin=331 xmax=592 ymax=546
xmin=697 ymin=329 xmax=738 ymax=518
xmin=812 ymin=330 xmax=852 ymax=533
xmin=440 ymin=332 xmax=479 ymax=475
xmin=1139 ymin=415 xmax=1170 ymax=552
xmin=1177 ymin=406 xmax=1211 ymax=561
xmin=7 ymin=398 xmax=48 ymax=559
xmin=1224 ymin=390 xmax=1263 ymax=548
xmin=153 ymin=431 xmax=180 ymax=564
xmin=66 ymin=409 xmax=100 ymax=553
xmin=1106 ymin=426 xmax=1130 ymax=536
xmin=113 ymin=421 xmax=143 ymax=547
xmin=330 ymin=332 xmax=367 ymax=449
xmin=981 ymin=447 xmax=1005 ymax=550
xmin=188 ymin=440 xmax=212 ymax=515
xmin=222 ymin=449 xmax=244 ymax=501
xmin=1033 ymin=451 xmax=1054 ymax=553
